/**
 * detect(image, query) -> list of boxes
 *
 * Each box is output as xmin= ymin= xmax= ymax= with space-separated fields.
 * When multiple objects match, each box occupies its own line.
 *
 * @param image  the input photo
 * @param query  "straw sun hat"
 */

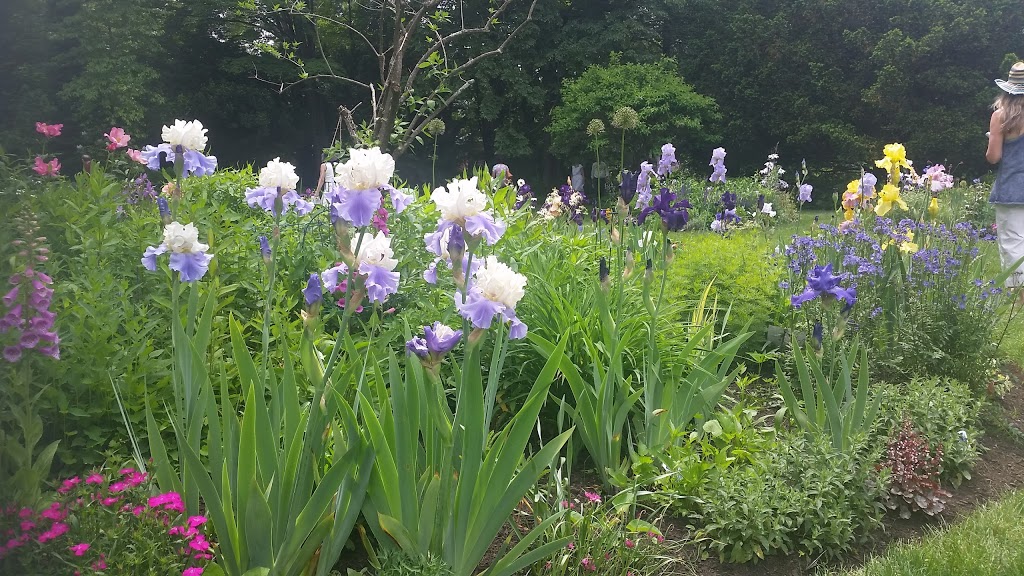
xmin=996 ymin=61 xmax=1024 ymax=95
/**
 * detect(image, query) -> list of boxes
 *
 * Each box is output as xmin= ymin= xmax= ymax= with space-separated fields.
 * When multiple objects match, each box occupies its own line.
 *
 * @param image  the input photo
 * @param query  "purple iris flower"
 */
xmin=635 ymin=162 xmax=656 ymax=209
xmin=638 ymin=188 xmax=691 ymax=231
xmin=721 ymin=191 xmax=737 ymax=211
xmin=709 ymin=147 xmax=727 ymax=183
xmin=140 ymin=144 xmax=218 ymax=177
xmin=246 ymin=187 xmax=314 ymax=216
xmin=303 ymin=273 xmax=322 ymax=306
xmin=360 ymin=263 xmax=400 ymax=303
xmin=790 ymin=263 xmax=857 ymax=311
xmin=406 ymin=337 xmax=429 ymax=358
xmin=798 ymin=183 xmax=813 ymax=203
xmin=424 ymin=322 xmax=462 ymax=355
xmin=329 ymin=187 xmax=383 ymax=227
xmin=757 ymin=194 xmax=766 ymax=211
xmin=620 ymin=171 xmax=638 ymax=204
xmin=859 ymin=173 xmax=877 ymax=198
xmin=384 ymin=185 xmax=415 ymax=214
xmin=514 ymin=184 xmax=533 ymax=210
xmin=657 ymin=143 xmax=678 ymax=177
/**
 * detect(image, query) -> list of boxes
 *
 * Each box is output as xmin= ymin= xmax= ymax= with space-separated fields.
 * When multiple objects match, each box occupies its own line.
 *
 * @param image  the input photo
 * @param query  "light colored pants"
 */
xmin=995 ymin=205 xmax=1024 ymax=286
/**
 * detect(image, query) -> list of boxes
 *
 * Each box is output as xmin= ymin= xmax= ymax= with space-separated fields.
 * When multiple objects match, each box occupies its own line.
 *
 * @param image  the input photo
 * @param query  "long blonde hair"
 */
xmin=994 ymin=93 xmax=1024 ymax=137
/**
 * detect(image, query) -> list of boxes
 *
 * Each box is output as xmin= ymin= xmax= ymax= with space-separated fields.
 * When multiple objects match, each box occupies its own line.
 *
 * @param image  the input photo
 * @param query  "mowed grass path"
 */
xmin=823 ymin=489 xmax=1024 ymax=576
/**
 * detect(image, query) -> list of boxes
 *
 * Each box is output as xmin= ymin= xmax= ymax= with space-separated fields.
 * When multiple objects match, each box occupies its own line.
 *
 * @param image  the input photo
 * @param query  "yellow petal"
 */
xmin=875 ymin=201 xmax=891 ymax=217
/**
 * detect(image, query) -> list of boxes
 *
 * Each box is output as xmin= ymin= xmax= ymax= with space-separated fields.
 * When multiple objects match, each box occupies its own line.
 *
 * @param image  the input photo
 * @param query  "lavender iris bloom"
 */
xmin=798 ymin=183 xmax=813 ymax=203
xmin=721 ymin=191 xmax=737 ymax=211
xmin=635 ymin=162 xmax=656 ymax=209
xmin=424 ymin=322 xmax=462 ymax=355
xmin=141 ymin=144 xmax=218 ymax=177
xmin=709 ymin=147 xmax=727 ymax=183
xmin=657 ymin=143 xmax=678 ymax=177
xmin=303 ymin=273 xmax=322 ymax=306
xmin=169 ymin=252 xmax=214 ymax=282
xmin=406 ymin=337 xmax=429 ymax=358
xmin=259 ymin=235 xmax=271 ymax=259
xmin=157 ymin=197 xmax=170 ymax=219
xmin=329 ymin=187 xmax=383 ymax=227
xmin=246 ymin=187 xmax=314 ymax=216
xmin=860 ymin=173 xmax=877 ymax=198
xmin=790 ymin=263 xmax=857 ymax=311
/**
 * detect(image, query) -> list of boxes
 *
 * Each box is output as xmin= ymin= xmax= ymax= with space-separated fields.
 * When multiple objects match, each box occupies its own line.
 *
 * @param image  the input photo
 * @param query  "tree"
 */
xmin=547 ymin=56 xmax=720 ymax=171
xmin=241 ymin=0 xmax=540 ymax=157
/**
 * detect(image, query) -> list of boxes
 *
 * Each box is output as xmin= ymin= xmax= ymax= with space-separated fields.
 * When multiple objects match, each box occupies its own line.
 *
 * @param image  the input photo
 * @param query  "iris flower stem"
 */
xmin=259 ymin=206 xmax=283 ymax=379
xmin=319 ymin=229 xmax=367 ymax=394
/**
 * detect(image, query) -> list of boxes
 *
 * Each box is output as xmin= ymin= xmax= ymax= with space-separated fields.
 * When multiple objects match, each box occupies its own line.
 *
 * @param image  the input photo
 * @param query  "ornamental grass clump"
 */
xmin=0 ymin=469 xmax=217 ymax=576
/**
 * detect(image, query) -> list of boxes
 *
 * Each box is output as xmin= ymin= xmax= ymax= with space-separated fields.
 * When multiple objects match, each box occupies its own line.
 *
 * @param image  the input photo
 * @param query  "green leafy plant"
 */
xmin=775 ymin=337 xmax=881 ymax=453
xmin=361 ymin=332 xmax=574 ymax=576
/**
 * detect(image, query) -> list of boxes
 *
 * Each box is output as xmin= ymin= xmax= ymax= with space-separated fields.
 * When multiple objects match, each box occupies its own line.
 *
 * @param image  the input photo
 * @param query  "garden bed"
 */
xmin=675 ymin=364 xmax=1024 ymax=576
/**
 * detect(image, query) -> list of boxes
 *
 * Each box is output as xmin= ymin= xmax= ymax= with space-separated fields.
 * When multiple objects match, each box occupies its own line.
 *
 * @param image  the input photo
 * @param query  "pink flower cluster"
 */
xmin=2 ymin=469 xmax=215 ymax=576
xmin=1 ymin=223 xmax=58 ymax=362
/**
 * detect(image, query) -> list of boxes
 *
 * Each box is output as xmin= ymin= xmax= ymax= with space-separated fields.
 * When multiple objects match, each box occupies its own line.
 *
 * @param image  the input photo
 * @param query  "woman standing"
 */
xmin=987 ymin=61 xmax=1024 ymax=286
xmin=313 ymin=152 xmax=336 ymax=205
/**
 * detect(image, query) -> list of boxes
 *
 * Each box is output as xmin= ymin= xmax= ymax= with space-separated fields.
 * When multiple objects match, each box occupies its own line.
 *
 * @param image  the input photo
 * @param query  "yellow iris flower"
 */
xmin=882 ymin=230 xmax=918 ymax=253
xmin=928 ymin=197 xmax=939 ymax=219
xmin=874 ymin=183 xmax=907 ymax=217
xmin=875 ymin=143 xmax=911 ymax=183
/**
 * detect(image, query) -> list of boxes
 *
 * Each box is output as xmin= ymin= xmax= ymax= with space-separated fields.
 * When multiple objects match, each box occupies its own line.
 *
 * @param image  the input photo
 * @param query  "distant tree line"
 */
xmin=1 ymin=0 xmax=1020 ymax=190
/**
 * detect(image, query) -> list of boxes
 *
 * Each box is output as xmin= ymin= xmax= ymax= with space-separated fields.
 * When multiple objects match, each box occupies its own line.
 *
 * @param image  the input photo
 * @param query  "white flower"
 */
xmin=431 ymin=177 xmax=489 ymax=222
xmin=638 ymin=230 xmax=654 ymax=248
xmin=761 ymin=203 xmax=776 ymax=217
xmin=778 ymin=168 xmax=785 ymax=175
xmin=336 ymin=147 xmax=395 ymax=190
xmin=163 ymin=221 xmax=208 ymax=253
xmin=351 ymin=231 xmax=397 ymax=271
xmin=258 ymin=157 xmax=299 ymax=191
xmin=475 ymin=256 xmax=526 ymax=308
xmin=517 ymin=179 xmax=525 ymax=187
xmin=768 ymin=153 xmax=779 ymax=160
xmin=161 ymin=119 xmax=208 ymax=151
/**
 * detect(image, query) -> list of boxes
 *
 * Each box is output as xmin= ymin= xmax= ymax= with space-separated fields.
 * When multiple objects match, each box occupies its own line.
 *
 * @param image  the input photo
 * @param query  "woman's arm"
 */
xmin=313 ymin=163 xmax=327 ymax=197
xmin=987 ymin=110 xmax=1004 ymax=164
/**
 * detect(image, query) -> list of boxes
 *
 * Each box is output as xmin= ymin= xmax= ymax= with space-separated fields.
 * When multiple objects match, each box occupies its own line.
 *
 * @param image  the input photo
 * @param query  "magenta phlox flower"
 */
xmin=371 ymin=206 xmax=390 ymax=234
xmin=69 ymin=542 xmax=91 ymax=556
xmin=37 ymin=522 xmax=68 ymax=543
xmin=35 ymin=122 xmax=63 ymax=138
xmin=57 ymin=476 xmax=80 ymax=494
xmin=183 ymin=567 xmax=204 ymax=576
xmin=583 ymin=491 xmax=602 ymax=503
xmin=85 ymin=473 xmax=104 ymax=485
xmin=105 ymin=127 xmax=131 ymax=150
xmin=657 ymin=143 xmax=678 ymax=176
xmin=187 ymin=515 xmax=207 ymax=528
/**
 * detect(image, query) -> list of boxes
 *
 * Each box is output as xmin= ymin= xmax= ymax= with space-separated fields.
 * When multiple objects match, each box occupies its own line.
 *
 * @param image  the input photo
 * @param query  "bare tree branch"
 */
xmin=396 ymin=78 xmax=474 ymax=155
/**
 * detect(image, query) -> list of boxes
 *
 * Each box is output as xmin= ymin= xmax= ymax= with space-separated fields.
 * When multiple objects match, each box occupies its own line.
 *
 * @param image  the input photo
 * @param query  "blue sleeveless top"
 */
xmin=991 ymin=135 xmax=1024 ymax=204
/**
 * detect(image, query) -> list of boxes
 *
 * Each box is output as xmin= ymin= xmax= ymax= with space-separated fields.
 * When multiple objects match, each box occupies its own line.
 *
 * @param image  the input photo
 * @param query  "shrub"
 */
xmin=693 ymin=431 xmax=885 ymax=563
xmin=876 ymin=420 xmax=951 ymax=519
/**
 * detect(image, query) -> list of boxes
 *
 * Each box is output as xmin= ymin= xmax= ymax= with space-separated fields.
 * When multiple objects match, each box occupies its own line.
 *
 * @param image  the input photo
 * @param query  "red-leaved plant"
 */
xmin=877 ymin=419 xmax=951 ymax=519
xmin=0 ymin=467 xmax=216 ymax=575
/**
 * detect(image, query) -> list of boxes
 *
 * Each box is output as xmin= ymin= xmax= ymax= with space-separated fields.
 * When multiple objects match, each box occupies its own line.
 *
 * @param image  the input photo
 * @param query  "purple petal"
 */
xmin=142 ymin=244 xmax=168 ymax=271
xmin=360 ymin=263 xmax=400 ymax=303
xmin=424 ymin=322 xmax=462 ymax=355
xmin=3 ymin=346 xmax=22 ymax=363
xmin=406 ymin=337 xmax=429 ymax=358
xmin=168 ymin=251 xmax=213 ymax=282
xmin=465 ymin=213 xmax=506 ymax=245
xmin=423 ymin=260 xmax=440 ymax=284
xmin=245 ymin=187 xmax=278 ymax=212
xmin=334 ymin=187 xmax=382 ymax=227
xmin=140 ymin=144 xmax=174 ymax=171
xmin=454 ymin=289 xmax=504 ymax=329
xmin=424 ymin=221 xmax=456 ymax=257
xmin=304 ymin=273 xmax=322 ymax=306
xmin=389 ymin=187 xmax=414 ymax=213
xmin=508 ymin=316 xmax=528 ymax=340
xmin=182 ymin=150 xmax=218 ymax=176
xmin=322 ymin=264 xmax=349 ymax=292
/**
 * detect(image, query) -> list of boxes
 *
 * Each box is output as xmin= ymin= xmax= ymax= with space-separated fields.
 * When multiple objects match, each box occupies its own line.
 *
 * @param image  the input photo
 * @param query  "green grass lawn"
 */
xmin=822 ymin=489 xmax=1024 ymax=576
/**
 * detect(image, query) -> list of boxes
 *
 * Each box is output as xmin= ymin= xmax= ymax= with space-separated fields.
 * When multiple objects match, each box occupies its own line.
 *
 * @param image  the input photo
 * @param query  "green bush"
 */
xmin=665 ymin=229 xmax=786 ymax=354
xmin=693 ymin=431 xmax=885 ymax=563
xmin=871 ymin=377 xmax=983 ymax=488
